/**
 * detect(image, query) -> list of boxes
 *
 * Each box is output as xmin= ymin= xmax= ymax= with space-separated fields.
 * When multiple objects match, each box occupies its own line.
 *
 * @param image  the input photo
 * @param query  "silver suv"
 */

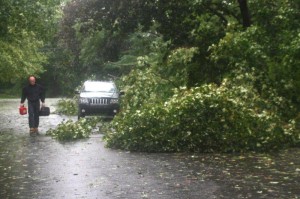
xmin=77 ymin=81 xmax=121 ymax=119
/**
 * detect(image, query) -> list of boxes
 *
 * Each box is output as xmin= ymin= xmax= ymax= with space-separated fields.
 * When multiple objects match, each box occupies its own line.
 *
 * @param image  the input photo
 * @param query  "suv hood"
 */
xmin=80 ymin=92 xmax=118 ymax=98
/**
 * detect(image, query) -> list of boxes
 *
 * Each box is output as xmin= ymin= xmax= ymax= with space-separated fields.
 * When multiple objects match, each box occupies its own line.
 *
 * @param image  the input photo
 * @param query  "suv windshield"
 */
xmin=82 ymin=82 xmax=116 ymax=93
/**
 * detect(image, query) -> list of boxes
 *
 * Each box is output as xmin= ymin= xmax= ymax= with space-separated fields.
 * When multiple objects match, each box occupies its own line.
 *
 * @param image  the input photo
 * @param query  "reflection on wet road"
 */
xmin=0 ymin=99 xmax=299 ymax=198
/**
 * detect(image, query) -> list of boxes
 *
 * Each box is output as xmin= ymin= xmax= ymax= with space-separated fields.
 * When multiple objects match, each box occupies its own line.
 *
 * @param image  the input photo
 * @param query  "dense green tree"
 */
xmin=55 ymin=0 xmax=299 ymax=102
xmin=104 ymin=0 xmax=299 ymax=151
xmin=0 ymin=0 xmax=61 ymax=83
xmin=211 ymin=0 xmax=300 ymax=106
xmin=57 ymin=0 xmax=257 ymax=86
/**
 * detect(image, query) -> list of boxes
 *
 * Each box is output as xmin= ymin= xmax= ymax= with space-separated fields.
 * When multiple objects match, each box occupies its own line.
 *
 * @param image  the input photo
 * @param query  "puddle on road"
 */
xmin=0 ymin=99 xmax=299 ymax=198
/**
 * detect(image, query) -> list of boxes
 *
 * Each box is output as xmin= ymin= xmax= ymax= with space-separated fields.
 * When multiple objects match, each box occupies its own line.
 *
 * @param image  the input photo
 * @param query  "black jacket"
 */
xmin=21 ymin=84 xmax=45 ymax=103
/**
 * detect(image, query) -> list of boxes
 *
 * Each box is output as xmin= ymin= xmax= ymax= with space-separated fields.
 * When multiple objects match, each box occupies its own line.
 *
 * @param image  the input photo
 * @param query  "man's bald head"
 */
xmin=28 ymin=76 xmax=36 ymax=85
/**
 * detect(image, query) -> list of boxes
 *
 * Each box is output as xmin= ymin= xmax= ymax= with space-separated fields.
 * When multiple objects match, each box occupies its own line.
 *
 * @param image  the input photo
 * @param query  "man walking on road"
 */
xmin=20 ymin=75 xmax=46 ymax=134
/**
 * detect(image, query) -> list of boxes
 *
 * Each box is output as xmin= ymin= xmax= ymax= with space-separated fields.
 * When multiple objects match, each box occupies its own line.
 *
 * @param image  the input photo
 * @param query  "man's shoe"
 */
xmin=29 ymin=128 xmax=35 ymax=135
xmin=34 ymin=128 xmax=39 ymax=134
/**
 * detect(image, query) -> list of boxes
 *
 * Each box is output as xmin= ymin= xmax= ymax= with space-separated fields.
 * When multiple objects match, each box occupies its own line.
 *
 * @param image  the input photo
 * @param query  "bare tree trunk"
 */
xmin=237 ymin=0 xmax=251 ymax=28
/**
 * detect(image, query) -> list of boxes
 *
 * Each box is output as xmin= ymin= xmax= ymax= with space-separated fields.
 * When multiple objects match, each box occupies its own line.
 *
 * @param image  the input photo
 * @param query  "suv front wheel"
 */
xmin=78 ymin=109 xmax=85 ymax=119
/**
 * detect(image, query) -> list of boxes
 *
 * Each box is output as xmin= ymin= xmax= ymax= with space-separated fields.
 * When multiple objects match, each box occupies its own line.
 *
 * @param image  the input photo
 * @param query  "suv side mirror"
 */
xmin=75 ymin=90 xmax=80 ymax=94
xmin=119 ymin=91 xmax=125 ymax=96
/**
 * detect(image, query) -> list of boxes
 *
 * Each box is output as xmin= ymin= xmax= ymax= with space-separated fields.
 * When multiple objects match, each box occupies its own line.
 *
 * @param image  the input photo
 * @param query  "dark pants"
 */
xmin=28 ymin=101 xmax=40 ymax=128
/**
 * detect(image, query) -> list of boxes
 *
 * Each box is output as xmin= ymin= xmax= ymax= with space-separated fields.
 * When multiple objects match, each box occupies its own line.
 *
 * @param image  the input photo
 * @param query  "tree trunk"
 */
xmin=237 ymin=0 xmax=251 ymax=28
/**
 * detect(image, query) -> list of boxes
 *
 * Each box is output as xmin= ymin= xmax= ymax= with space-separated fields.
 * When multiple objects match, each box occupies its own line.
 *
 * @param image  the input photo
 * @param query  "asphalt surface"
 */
xmin=0 ymin=99 xmax=299 ymax=199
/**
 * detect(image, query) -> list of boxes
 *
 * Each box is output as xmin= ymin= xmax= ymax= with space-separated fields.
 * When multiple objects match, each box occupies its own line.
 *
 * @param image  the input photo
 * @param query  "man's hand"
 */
xmin=42 ymin=103 xmax=46 ymax=107
xmin=20 ymin=103 xmax=24 ymax=107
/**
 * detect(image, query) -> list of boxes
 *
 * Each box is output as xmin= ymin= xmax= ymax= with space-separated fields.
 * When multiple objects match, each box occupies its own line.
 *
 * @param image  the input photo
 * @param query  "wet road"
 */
xmin=0 ymin=99 xmax=299 ymax=199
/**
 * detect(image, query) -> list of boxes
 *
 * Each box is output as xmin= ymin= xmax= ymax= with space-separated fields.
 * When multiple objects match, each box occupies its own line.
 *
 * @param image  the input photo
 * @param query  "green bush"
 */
xmin=55 ymin=98 xmax=78 ymax=116
xmin=46 ymin=117 xmax=99 ymax=141
xmin=104 ymin=69 xmax=299 ymax=152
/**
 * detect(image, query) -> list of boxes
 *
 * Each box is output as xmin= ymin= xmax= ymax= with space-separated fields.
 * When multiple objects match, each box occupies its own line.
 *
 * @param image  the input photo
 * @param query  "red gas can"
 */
xmin=19 ymin=106 xmax=27 ymax=115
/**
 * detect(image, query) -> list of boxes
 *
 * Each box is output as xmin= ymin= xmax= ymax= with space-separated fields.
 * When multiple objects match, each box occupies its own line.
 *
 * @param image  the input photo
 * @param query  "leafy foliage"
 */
xmin=0 ymin=0 xmax=61 ymax=83
xmin=55 ymin=98 xmax=78 ymax=116
xmin=210 ymin=5 xmax=300 ymax=106
xmin=104 ymin=69 xmax=298 ymax=152
xmin=0 ymin=34 xmax=46 ymax=82
xmin=119 ymin=46 xmax=198 ymax=112
xmin=46 ymin=117 xmax=99 ymax=141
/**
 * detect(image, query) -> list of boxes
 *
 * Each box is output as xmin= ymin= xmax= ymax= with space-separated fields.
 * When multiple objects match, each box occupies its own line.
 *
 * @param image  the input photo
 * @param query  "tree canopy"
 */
xmin=0 ymin=0 xmax=61 ymax=83
xmin=52 ymin=0 xmax=299 ymax=98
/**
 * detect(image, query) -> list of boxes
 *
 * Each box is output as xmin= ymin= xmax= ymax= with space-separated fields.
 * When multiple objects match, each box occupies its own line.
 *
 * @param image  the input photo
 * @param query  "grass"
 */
xmin=0 ymin=94 xmax=18 ymax=99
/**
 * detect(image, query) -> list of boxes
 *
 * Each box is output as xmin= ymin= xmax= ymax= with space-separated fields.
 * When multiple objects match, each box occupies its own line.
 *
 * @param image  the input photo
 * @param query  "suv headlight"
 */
xmin=110 ymin=99 xmax=119 ymax=104
xmin=79 ymin=98 xmax=89 ymax=104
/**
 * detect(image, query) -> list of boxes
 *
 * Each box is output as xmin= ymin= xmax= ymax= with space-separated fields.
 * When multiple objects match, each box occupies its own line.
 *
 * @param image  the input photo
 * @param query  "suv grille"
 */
xmin=91 ymin=98 xmax=109 ymax=105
